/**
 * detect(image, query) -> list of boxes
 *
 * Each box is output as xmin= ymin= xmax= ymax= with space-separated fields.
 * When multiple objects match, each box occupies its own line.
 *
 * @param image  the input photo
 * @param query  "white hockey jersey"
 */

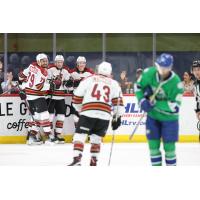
xmin=70 ymin=67 xmax=94 ymax=90
xmin=19 ymin=62 xmax=49 ymax=100
xmin=72 ymin=74 xmax=125 ymax=120
xmin=47 ymin=64 xmax=72 ymax=100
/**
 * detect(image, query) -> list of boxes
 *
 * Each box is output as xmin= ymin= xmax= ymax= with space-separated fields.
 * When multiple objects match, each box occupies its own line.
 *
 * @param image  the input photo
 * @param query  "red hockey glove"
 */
xmin=53 ymin=79 xmax=62 ymax=89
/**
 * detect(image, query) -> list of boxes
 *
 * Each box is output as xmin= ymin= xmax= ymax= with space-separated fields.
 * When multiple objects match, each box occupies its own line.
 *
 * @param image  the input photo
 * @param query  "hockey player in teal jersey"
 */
xmin=135 ymin=53 xmax=184 ymax=166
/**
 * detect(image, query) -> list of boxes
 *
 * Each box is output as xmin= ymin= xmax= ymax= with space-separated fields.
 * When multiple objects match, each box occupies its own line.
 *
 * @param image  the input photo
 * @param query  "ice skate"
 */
xmin=90 ymin=157 xmax=97 ymax=166
xmin=68 ymin=154 xmax=82 ymax=166
xmin=27 ymin=134 xmax=43 ymax=145
xmin=54 ymin=133 xmax=65 ymax=144
xmin=44 ymin=133 xmax=57 ymax=145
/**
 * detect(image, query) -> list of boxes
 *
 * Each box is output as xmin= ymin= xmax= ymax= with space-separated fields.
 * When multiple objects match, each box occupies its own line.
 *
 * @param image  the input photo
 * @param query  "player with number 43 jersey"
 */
xmin=68 ymin=61 xmax=125 ymax=166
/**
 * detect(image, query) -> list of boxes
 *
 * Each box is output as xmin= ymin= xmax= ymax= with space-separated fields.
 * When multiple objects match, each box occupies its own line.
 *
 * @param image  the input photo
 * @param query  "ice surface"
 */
xmin=0 ymin=143 xmax=200 ymax=166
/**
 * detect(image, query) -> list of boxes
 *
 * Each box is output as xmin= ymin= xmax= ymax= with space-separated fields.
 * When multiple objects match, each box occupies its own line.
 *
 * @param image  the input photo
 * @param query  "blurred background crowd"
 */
xmin=0 ymin=33 xmax=199 ymax=95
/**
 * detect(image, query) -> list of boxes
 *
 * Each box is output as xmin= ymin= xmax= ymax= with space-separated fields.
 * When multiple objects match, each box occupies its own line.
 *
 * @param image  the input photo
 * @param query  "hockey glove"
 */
xmin=111 ymin=116 xmax=121 ymax=130
xmin=140 ymin=98 xmax=154 ymax=112
xmin=63 ymin=78 xmax=74 ymax=88
xmin=73 ymin=80 xmax=81 ymax=88
xmin=19 ymin=90 xmax=27 ymax=100
xmin=53 ymin=79 xmax=62 ymax=89
xmin=144 ymin=86 xmax=153 ymax=99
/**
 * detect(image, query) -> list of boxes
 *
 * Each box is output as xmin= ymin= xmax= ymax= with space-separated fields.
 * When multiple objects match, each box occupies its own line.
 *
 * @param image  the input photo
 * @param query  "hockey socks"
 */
xmin=163 ymin=142 xmax=176 ymax=166
xmin=148 ymin=140 xmax=176 ymax=166
xmin=68 ymin=142 xmax=84 ymax=166
xmin=148 ymin=139 xmax=162 ymax=166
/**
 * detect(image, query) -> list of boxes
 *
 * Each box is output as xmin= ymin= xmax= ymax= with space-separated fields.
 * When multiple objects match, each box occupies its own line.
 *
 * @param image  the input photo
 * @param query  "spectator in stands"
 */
xmin=119 ymin=70 xmax=132 ymax=93
xmin=136 ymin=68 xmax=143 ymax=80
xmin=0 ymin=58 xmax=4 ymax=94
xmin=9 ymin=53 xmax=20 ymax=80
xmin=21 ymin=55 xmax=31 ymax=69
xmin=1 ymin=69 xmax=18 ymax=94
xmin=66 ymin=56 xmax=76 ymax=69
xmin=0 ymin=58 xmax=4 ymax=81
xmin=132 ymin=68 xmax=144 ymax=94
xmin=182 ymin=71 xmax=194 ymax=95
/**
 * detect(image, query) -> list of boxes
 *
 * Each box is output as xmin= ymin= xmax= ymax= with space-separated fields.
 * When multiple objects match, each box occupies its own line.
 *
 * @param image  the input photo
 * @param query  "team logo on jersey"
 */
xmin=152 ymin=87 xmax=166 ymax=100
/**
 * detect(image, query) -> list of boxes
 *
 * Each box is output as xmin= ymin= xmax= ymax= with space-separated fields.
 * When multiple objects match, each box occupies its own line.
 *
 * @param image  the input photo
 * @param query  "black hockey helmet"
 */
xmin=191 ymin=60 xmax=200 ymax=70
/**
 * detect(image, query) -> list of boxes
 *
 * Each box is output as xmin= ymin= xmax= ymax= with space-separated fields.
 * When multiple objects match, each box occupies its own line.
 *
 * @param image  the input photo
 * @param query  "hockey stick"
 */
xmin=16 ymin=83 xmax=34 ymax=121
xmin=15 ymin=83 xmax=38 ymax=141
xmin=108 ymin=130 xmax=115 ymax=166
xmin=47 ymin=77 xmax=55 ymax=109
xmin=108 ymin=92 xmax=121 ymax=166
xmin=47 ymin=68 xmax=63 ymax=109
xmin=129 ymin=80 xmax=164 ymax=140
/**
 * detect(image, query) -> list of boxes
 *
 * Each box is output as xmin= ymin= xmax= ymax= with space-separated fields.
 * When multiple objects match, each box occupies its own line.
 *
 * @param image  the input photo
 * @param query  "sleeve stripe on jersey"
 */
xmin=25 ymin=88 xmax=48 ymax=96
xmin=72 ymin=95 xmax=83 ymax=104
xmin=48 ymin=90 xmax=69 ymax=97
xmin=82 ymin=102 xmax=111 ymax=114
xmin=112 ymin=97 xmax=124 ymax=106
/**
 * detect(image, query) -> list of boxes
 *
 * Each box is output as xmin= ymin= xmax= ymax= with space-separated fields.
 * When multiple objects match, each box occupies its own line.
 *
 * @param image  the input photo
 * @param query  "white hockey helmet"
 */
xmin=97 ymin=61 xmax=112 ymax=76
xmin=55 ymin=55 xmax=64 ymax=62
xmin=36 ymin=53 xmax=48 ymax=62
xmin=76 ymin=56 xmax=86 ymax=63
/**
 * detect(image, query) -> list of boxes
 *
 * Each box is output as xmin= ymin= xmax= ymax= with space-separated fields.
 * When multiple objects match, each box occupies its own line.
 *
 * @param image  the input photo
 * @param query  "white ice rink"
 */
xmin=0 ymin=143 xmax=200 ymax=166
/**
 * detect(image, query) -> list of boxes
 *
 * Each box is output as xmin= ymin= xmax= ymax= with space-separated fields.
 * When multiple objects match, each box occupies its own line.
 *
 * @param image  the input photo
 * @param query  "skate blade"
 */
xmin=54 ymin=141 xmax=65 ymax=144
xmin=44 ymin=141 xmax=56 ymax=145
xmin=26 ymin=142 xmax=43 ymax=145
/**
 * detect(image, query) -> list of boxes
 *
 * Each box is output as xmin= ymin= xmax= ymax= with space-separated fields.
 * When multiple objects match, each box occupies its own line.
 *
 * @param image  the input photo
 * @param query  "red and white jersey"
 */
xmin=48 ymin=64 xmax=72 ymax=100
xmin=70 ymin=67 xmax=94 ymax=89
xmin=19 ymin=62 xmax=49 ymax=100
xmin=72 ymin=74 xmax=125 ymax=120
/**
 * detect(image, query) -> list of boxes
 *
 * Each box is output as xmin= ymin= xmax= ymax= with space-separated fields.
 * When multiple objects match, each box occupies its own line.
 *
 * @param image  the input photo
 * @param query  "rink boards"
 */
xmin=0 ymin=94 xmax=199 ymax=143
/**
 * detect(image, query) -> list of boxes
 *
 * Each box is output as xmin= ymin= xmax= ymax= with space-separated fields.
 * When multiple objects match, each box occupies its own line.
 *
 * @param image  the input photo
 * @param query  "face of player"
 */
xmin=192 ymin=67 xmax=200 ymax=80
xmin=156 ymin=65 xmax=171 ymax=78
xmin=39 ymin=58 xmax=49 ymax=68
xmin=77 ymin=62 xmax=86 ymax=72
xmin=55 ymin=60 xmax=64 ymax=69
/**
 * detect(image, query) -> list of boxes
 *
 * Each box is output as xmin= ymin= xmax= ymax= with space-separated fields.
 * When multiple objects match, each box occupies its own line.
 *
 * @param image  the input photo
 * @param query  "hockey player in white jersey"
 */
xmin=19 ymin=53 xmax=54 ymax=145
xmin=68 ymin=61 xmax=125 ymax=166
xmin=47 ymin=55 xmax=73 ymax=143
xmin=70 ymin=56 xmax=94 ymax=126
xmin=70 ymin=56 xmax=94 ymax=90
